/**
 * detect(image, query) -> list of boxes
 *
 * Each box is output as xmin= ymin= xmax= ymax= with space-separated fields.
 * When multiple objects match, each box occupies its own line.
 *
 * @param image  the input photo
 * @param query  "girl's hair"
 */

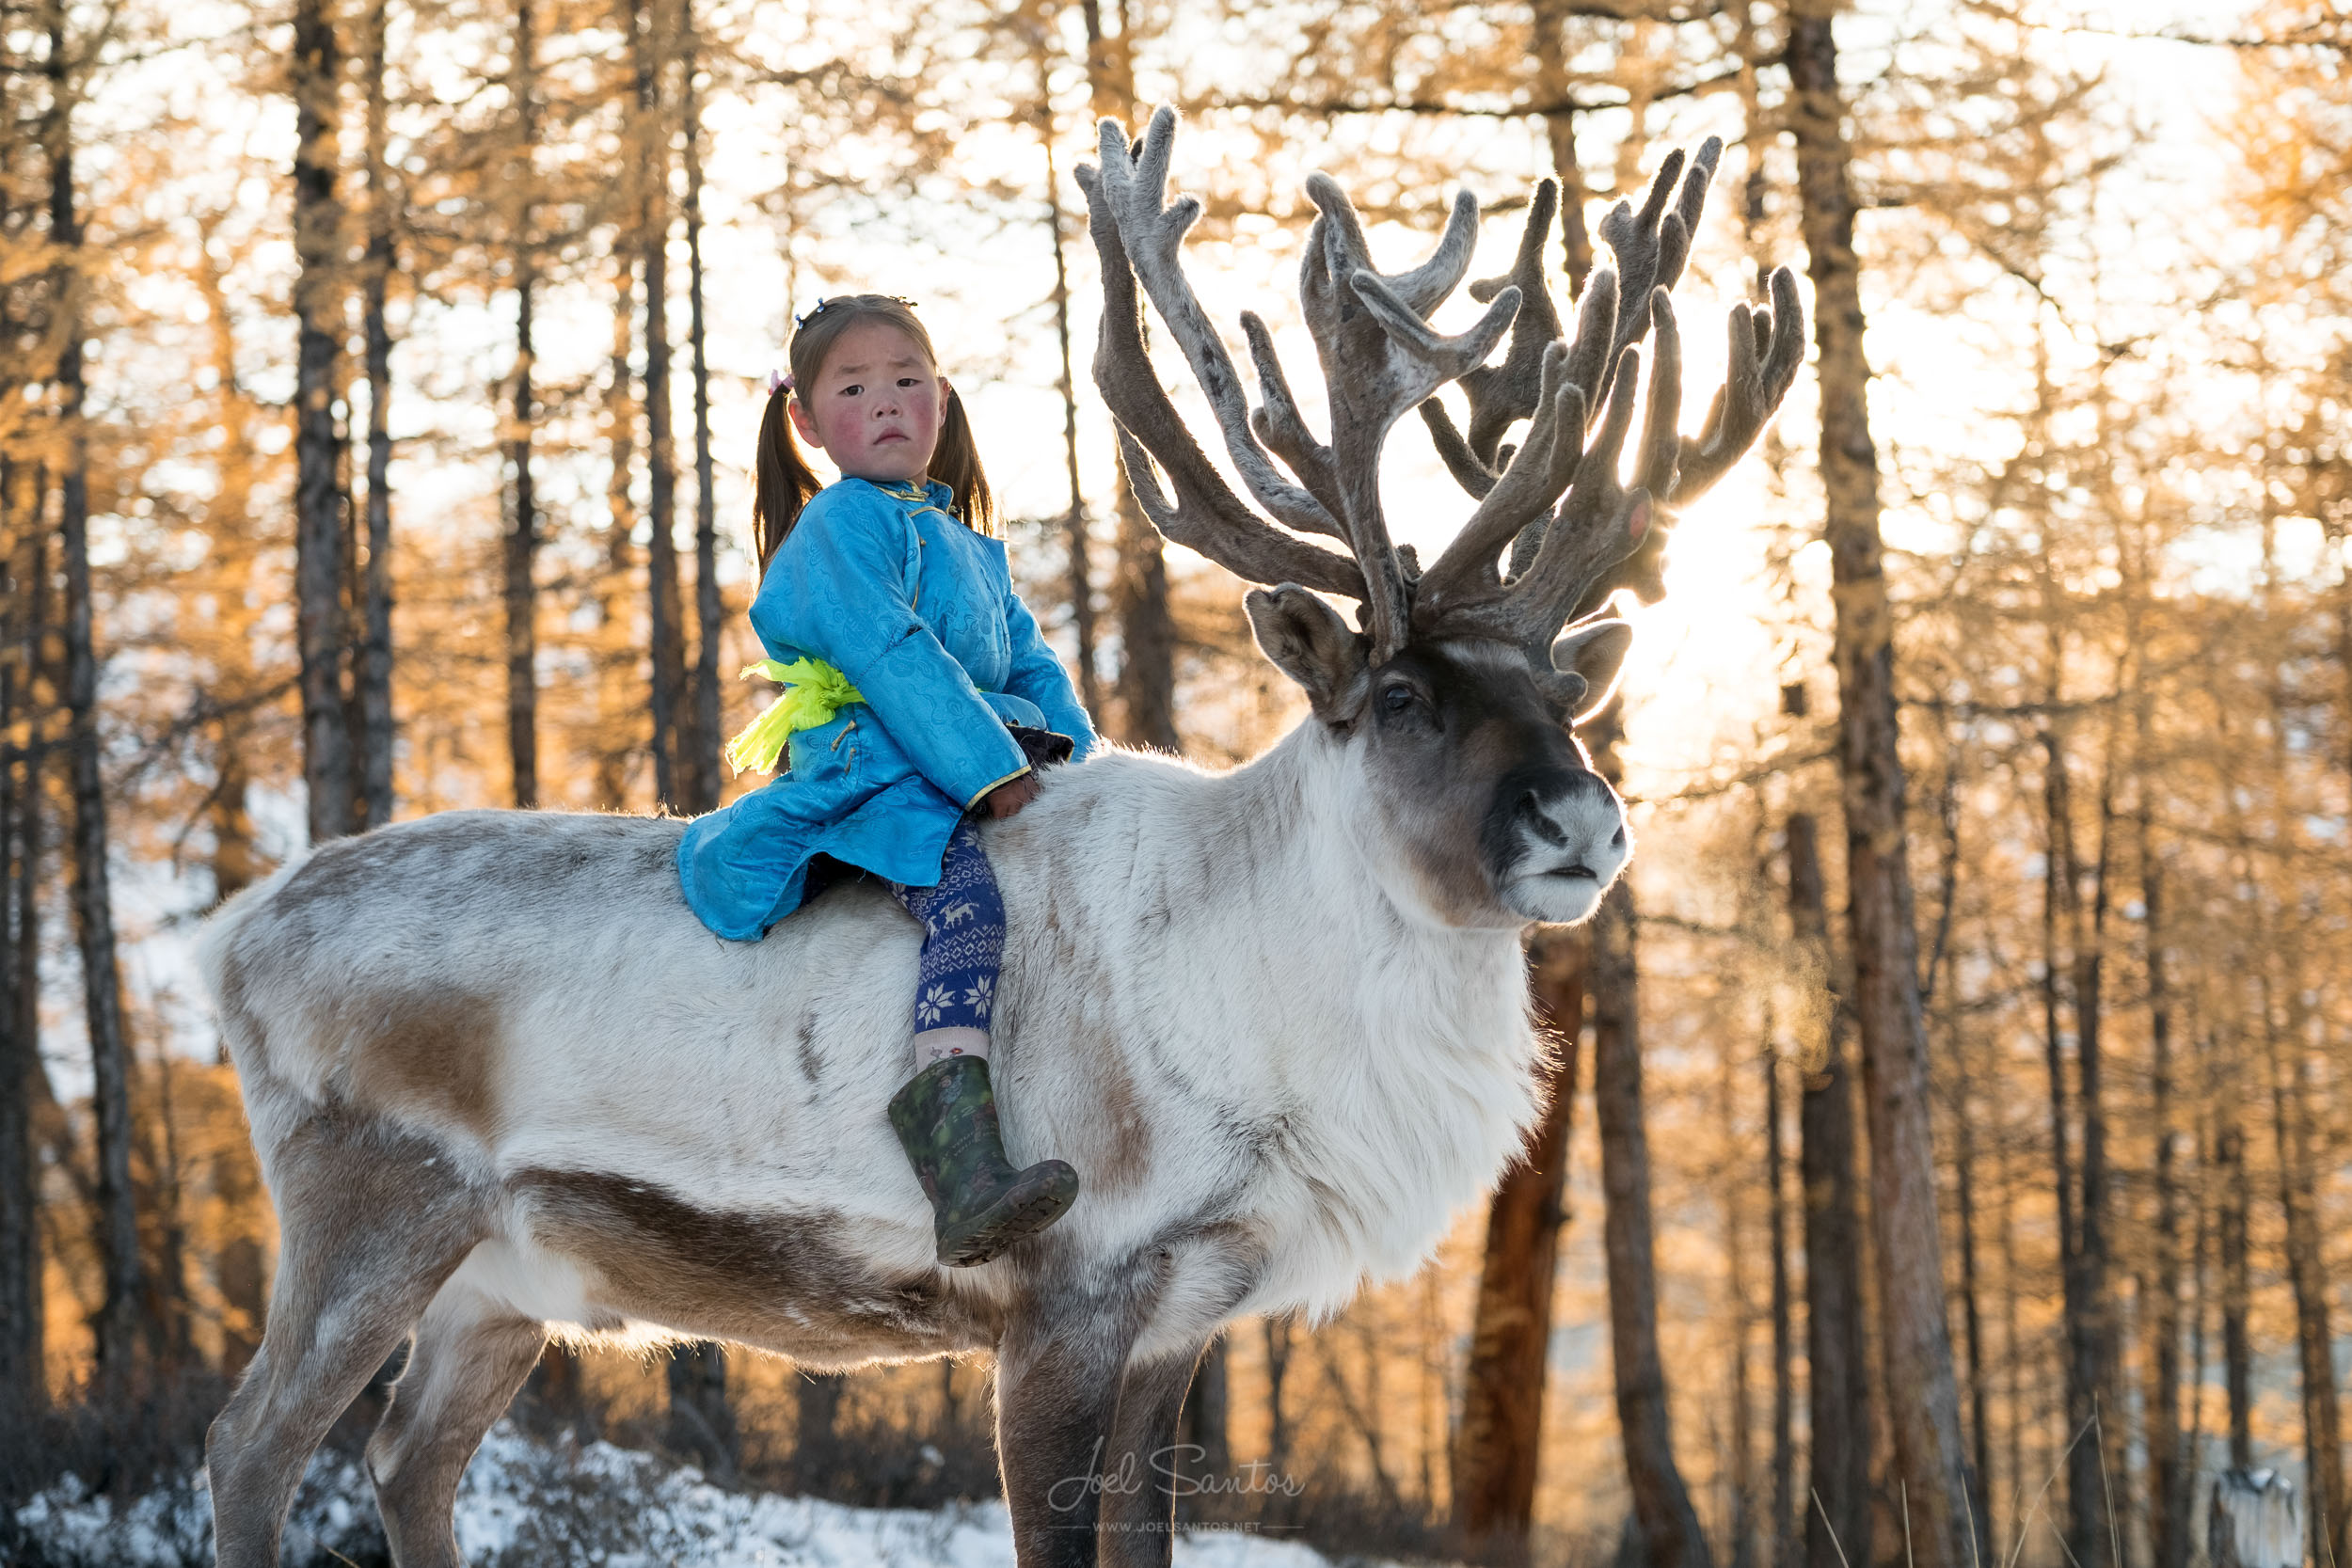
xmin=752 ymin=294 xmax=995 ymax=573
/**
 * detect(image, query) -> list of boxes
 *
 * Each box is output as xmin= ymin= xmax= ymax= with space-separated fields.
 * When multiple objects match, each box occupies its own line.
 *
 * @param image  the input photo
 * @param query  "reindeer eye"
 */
xmin=1380 ymin=684 xmax=1417 ymax=716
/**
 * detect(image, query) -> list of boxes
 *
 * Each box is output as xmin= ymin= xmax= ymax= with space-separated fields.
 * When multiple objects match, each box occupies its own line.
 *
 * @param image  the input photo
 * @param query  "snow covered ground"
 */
xmin=8 ymin=1422 xmax=1393 ymax=1568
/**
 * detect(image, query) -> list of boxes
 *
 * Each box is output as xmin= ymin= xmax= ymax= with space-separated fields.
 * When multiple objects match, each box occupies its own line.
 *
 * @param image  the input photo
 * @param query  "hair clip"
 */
xmin=765 ymin=368 xmax=793 ymax=396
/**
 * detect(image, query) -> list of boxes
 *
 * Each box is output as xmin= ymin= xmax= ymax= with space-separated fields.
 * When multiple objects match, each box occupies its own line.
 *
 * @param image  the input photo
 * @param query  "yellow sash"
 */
xmin=723 ymin=657 xmax=866 ymax=776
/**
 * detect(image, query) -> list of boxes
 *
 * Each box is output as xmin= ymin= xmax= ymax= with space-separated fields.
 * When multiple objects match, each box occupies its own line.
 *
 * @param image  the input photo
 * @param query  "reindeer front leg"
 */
xmin=996 ymin=1298 xmax=1141 ymax=1568
xmin=1098 ymin=1343 xmax=1209 ymax=1568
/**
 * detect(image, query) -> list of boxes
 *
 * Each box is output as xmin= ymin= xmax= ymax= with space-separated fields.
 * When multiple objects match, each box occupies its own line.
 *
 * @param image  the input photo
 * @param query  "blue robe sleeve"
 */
xmin=753 ymin=491 xmax=1031 ymax=808
xmin=1002 ymin=586 xmax=1100 ymax=760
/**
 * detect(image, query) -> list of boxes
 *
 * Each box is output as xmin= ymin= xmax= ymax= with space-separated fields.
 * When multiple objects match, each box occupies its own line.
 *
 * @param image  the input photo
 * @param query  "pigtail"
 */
xmin=929 ymin=387 xmax=997 ymax=538
xmin=753 ymin=386 xmax=824 ymax=572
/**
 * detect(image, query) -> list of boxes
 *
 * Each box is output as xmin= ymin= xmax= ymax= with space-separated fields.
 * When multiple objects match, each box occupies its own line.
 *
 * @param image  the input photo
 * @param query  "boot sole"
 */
xmin=937 ymin=1173 xmax=1080 ymax=1267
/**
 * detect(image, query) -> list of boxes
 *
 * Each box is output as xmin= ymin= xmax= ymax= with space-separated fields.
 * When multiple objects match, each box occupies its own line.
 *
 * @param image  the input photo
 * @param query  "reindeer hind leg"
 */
xmin=206 ymin=1108 xmax=486 ymax=1568
xmin=366 ymin=1280 xmax=547 ymax=1568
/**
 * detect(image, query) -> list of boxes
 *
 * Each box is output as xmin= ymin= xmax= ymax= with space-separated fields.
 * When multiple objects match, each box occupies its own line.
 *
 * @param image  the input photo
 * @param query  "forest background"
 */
xmin=0 ymin=1 xmax=2347 ymax=1567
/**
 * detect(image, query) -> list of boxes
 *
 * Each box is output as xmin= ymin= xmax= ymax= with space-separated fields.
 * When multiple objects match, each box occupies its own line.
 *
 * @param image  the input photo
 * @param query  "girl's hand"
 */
xmin=981 ymin=774 xmax=1041 ymax=819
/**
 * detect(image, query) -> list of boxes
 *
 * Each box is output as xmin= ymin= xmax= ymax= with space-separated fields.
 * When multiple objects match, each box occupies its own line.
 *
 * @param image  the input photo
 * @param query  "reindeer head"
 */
xmin=1077 ymin=110 xmax=1803 ymax=927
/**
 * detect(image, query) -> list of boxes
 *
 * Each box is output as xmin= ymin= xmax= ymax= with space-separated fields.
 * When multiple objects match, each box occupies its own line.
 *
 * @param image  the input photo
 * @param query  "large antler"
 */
xmin=1413 ymin=140 xmax=1806 ymax=658
xmin=1078 ymin=108 xmax=1804 ymax=683
xmin=1080 ymin=108 xmax=1517 ymax=663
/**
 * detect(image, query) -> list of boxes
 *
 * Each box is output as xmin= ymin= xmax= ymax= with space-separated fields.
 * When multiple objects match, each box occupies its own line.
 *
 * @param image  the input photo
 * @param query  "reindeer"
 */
xmin=196 ymin=109 xmax=1801 ymax=1568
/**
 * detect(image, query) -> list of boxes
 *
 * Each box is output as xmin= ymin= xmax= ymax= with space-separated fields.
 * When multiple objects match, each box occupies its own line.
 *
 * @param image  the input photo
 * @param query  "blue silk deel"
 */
xmin=675 ymin=477 xmax=1097 ymax=941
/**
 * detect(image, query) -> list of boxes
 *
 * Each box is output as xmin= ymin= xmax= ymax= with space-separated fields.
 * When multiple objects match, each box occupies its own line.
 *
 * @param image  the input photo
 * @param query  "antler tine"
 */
xmin=1633 ymin=290 xmax=1683 ymax=499
xmin=1406 ymin=140 xmax=1804 ymax=661
xmin=1671 ymin=265 xmax=1805 ymax=502
xmin=1421 ymin=400 xmax=1500 ymax=499
xmin=1296 ymin=169 xmax=1522 ymax=661
xmin=1412 ymin=180 xmax=1566 ymax=506
xmin=1110 ymin=428 xmax=1363 ymax=597
xmin=1606 ymin=290 xmax=1688 ymax=609
xmin=1075 ymin=155 xmax=1366 ymax=600
xmin=1456 ymin=179 xmax=1565 ymax=467
xmin=1415 ymin=342 xmax=1587 ymax=618
xmin=1298 ymin=170 xmax=1483 ymax=319
xmin=1443 ymin=341 xmax=1654 ymax=655
xmin=1589 ymin=135 xmax=1722 ymax=411
xmin=1093 ymin=110 xmax=1348 ymax=542
xmin=1388 ymin=186 xmax=1485 ymax=316
xmin=1558 ymin=260 xmax=1620 ymax=430
xmin=1494 ymin=270 xmax=1615 ymax=582
xmin=1240 ymin=310 xmax=1344 ymax=521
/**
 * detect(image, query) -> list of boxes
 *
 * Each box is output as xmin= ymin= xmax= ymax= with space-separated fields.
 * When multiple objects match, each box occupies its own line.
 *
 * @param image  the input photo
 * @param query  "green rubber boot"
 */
xmin=887 ymin=1055 xmax=1080 ymax=1267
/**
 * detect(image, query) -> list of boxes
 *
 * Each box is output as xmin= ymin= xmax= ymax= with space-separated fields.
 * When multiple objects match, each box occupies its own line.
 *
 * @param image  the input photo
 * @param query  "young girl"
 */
xmin=675 ymin=294 xmax=1098 ymax=1268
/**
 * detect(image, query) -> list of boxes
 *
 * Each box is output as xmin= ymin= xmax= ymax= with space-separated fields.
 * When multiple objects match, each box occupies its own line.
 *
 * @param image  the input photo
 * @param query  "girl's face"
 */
xmin=787 ymin=319 xmax=950 ymax=486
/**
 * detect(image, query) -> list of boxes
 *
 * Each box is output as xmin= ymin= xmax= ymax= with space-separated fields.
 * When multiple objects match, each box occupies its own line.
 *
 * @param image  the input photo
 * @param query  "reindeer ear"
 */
xmin=1549 ymin=618 xmax=1633 ymax=723
xmin=1246 ymin=585 xmax=1370 ymax=723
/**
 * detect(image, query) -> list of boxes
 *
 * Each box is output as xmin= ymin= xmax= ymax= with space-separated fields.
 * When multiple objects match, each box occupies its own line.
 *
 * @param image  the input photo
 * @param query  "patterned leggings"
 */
xmin=887 ymin=821 xmax=1006 ymax=1065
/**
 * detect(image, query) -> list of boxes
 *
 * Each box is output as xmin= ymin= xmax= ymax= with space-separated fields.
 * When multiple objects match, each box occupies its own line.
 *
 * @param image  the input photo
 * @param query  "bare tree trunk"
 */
xmin=209 ymin=738 xmax=257 ymax=902
xmin=0 ymin=49 xmax=29 ymax=1427
xmin=2079 ymin=779 xmax=2121 ymax=1560
xmin=1108 ymin=468 xmax=1177 ymax=750
xmin=1530 ymin=0 xmax=1593 ymax=293
xmin=0 ymin=470 xmax=42 ymax=1429
xmin=523 ymin=1344 xmax=593 ymax=1435
xmin=293 ymin=0 xmax=353 ymax=844
xmin=11 ymin=545 xmax=54 ymax=1217
xmin=356 ymin=0 xmax=395 ymax=830
xmin=1998 ymin=1115 xmax=2025 ymax=1548
xmin=2051 ymin=705 xmax=2125 ymax=1568
xmin=503 ymin=0 xmax=540 ymax=810
xmin=1725 ymin=1042 xmax=1756 ymax=1568
xmin=597 ymin=242 xmax=639 ymax=810
xmin=2264 ymin=1005 xmax=2345 ymax=1568
xmin=633 ymin=0 xmax=685 ymax=811
xmin=2141 ymin=736 xmax=2189 ymax=1568
xmin=2216 ymin=1100 xmax=2252 ymax=1473
xmin=1787 ymin=811 xmax=1870 ymax=1568
xmin=2340 ymin=559 xmax=2351 ymax=813
xmin=1952 ymin=1048 xmax=1993 ymax=1552
xmin=2185 ymin=1107 xmax=2211 ymax=1486
xmin=1454 ymin=927 xmax=1587 ymax=1560
xmin=1922 ymin=727 xmax=1989 ymax=1546
xmin=1039 ymin=91 xmax=1098 ymax=715
xmin=47 ymin=15 xmax=145 ymax=1390
xmin=666 ymin=1340 xmax=735 ymax=1478
xmin=143 ymin=1038 xmax=195 ymax=1366
xmin=1786 ymin=17 xmax=1974 ymax=1566
xmin=795 ymin=1370 xmax=845 ymax=1489
xmin=1594 ymin=877 xmax=1712 ymax=1568
xmin=1264 ymin=1314 xmax=1295 ymax=1477
xmin=2041 ymin=722 xmax=2114 ymax=1568
xmin=1766 ymin=1032 xmax=1796 ymax=1568
xmin=1080 ymin=0 xmax=1173 ymax=751
xmin=680 ymin=7 xmax=720 ymax=816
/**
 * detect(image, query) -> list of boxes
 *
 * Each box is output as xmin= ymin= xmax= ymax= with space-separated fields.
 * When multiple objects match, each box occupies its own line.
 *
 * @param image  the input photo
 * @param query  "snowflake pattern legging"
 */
xmin=887 ymin=820 xmax=1006 ymax=1052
